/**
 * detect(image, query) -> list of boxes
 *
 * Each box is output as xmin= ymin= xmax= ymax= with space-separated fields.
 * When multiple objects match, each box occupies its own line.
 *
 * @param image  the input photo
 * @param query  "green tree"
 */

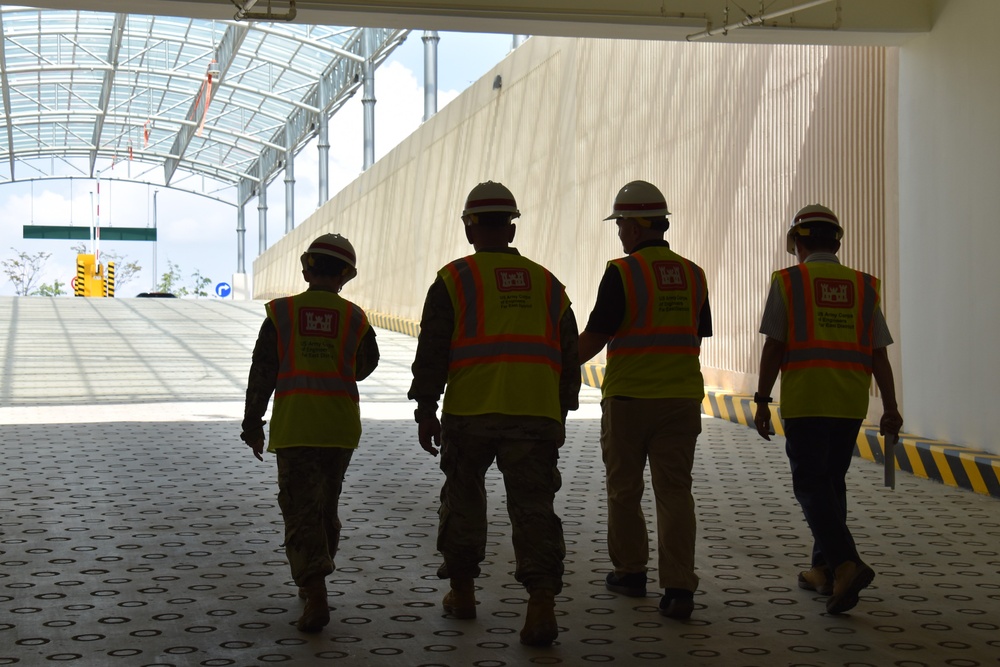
xmin=191 ymin=269 xmax=212 ymax=298
xmin=34 ymin=279 xmax=67 ymax=297
xmin=2 ymin=248 xmax=51 ymax=296
xmin=157 ymin=260 xmax=189 ymax=296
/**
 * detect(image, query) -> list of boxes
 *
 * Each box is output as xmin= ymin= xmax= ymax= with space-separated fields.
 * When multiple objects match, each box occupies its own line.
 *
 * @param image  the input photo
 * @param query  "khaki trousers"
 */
xmin=601 ymin=396 xmax=701 ymax=591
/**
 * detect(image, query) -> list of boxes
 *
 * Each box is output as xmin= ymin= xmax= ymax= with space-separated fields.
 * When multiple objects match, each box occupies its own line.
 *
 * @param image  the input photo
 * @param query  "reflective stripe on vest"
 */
xmin=779 ymin=264 xmax=877 ymax=374
xmin=439 ymin=253 xmax=567 ymax=419
xmin=445 ymin=257 xmax=562 ymax=370
xmin=270 ymin=295 xmax=364 ymax=401
xmin=776 ymin=263 xmax=879 ymax=419
xmin=602 ymin=247 xmax=707 ymax=400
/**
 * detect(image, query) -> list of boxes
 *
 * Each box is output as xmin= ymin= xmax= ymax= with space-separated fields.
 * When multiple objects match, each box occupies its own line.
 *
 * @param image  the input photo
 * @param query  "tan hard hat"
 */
xmin=462 ymin=181 xmax=521 ymax=222
xmin=304 ymin=233 xmax=357 ymax=281
xmin=786 ymin=204 xmax=844 ymax=254
xmin=604 ymin=180 xmax=671 ymax=220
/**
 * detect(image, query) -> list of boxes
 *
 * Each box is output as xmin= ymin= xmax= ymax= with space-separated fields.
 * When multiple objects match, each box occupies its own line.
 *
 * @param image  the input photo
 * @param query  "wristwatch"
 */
xmin=414 ymin=408 xmax=435 ymax=423
xmin=753 ymin=392 xmax=773 ymax=405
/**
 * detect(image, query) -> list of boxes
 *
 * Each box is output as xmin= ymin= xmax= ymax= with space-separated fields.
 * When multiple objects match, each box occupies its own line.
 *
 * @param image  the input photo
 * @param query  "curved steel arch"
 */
xmin=0 ymin=6 xmax=408 ymax=205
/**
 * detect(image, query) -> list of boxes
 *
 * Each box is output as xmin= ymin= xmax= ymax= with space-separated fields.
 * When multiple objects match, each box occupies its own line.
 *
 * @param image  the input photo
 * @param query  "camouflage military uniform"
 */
xmin=242 ymin=316 xmax=379 ymax=585
xmin=409 ymin=250 xmax=580 ymax=594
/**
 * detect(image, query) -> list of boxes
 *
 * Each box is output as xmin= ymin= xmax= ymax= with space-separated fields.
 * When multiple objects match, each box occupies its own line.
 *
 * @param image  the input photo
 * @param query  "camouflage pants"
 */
xmin=437 ymin=428 xmax=565 ymax=593
xmin=275 ymin=446 xmax=354 ymax=586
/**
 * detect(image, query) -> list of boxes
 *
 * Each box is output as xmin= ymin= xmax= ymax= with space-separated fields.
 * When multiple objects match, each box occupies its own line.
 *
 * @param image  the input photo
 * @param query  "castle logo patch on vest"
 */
xmin=495 ymin=268 xmax=532 ymax=292
xmin=653 ymin=261 xmax=687 ymax=291
xmin=814 ymin=279 xmax=855 ymax=308
xmin=299 ymin=308 xmax=340 ymax=338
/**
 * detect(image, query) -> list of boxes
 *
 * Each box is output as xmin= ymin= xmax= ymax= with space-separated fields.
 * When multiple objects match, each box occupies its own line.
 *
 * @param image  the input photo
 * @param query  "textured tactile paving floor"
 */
xmin=2 ymin=415 xmax=999 ymax=667
xmin=1 ymin=299 xmax=998 ymax=666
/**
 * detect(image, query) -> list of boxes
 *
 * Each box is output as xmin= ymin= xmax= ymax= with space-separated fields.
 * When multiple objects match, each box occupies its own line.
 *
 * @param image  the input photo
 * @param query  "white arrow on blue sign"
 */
xmin=215 ymin=282 xmax=232 ymax=298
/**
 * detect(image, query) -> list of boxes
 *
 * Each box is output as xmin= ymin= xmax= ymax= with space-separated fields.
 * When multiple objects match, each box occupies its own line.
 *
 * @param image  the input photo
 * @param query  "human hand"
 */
xmin=246 ymin=437 xmax=265 ymax=461
xmin=880 ymin=407 xmax=902 ymax=441
xmin=754 ymin=403 xmax=772 ymax=441
xmin=418 ymin=415 xmax=441 ymax=456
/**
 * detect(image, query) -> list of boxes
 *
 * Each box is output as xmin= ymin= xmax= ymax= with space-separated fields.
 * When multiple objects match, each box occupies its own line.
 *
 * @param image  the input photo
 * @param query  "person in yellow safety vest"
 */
xmin=578 ymin=180 xmax=712 ymax=620
xmin=408 ymin=181 xmax=581 ymax=647
xmin=753 ymin=204 xmax=902 ymax=615
xmin=240 ymin=233 xmax=380 ymax=633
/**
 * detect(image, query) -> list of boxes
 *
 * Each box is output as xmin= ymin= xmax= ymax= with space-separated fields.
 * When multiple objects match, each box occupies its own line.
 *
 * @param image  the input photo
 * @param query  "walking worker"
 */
xmin=241 ymin=233 xmax=379 ymax=633
xmin=753 ymin=204 xmax=902 ymax=615
xmin=578 ymin=180 xmax=712 ymax=620
xmin=409 ymin=181 xmax=580 ymax=647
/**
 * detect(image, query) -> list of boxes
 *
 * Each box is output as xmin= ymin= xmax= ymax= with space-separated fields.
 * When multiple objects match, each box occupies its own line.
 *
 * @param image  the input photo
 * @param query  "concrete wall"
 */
xmin=898 ymin=0 xmax=1000 ymax=455
xmin=254 ymin=37 xmax=898 ymax=422
xmin=253 ymin=37 xmax=897 ymax=426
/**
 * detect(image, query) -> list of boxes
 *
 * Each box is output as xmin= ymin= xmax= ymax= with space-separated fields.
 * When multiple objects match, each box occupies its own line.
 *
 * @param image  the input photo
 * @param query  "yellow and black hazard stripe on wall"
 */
xmin=105 ymin=261 xmax=116 ymax=298
xmin=704 ymin=388 xmax=1000 ymax=499
xmin=366 ymin=311 xmax=421 ymax=338
xmin=368 ymin=322 xmax=1000 ymax=499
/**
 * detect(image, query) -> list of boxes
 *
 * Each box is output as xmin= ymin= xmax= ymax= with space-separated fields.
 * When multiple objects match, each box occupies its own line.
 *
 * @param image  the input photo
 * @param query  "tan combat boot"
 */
xmin=296 ymin=576 xmax=330 ymax=633
xmin=520 ymin=588 xmax=557 ymax=647
xmin=827 ymin=561 xmax=875 ymax=614
xmin=442 ymin=578 xmax=477 ymax=619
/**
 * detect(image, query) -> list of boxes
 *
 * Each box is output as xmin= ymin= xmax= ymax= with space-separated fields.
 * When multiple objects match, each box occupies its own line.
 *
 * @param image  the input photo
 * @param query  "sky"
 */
xmin=0 ymin=29 xmax=516 ymax=298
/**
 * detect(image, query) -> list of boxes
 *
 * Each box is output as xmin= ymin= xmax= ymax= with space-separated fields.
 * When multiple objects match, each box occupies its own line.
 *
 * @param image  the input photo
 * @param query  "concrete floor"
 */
xmin=1 ymin=297 xmax=998 ymax=667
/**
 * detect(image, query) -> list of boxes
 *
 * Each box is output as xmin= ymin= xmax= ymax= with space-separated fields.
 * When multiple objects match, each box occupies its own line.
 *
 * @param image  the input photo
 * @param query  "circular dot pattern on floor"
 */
xmin=2 ymin=415 xmax=999 ymax=666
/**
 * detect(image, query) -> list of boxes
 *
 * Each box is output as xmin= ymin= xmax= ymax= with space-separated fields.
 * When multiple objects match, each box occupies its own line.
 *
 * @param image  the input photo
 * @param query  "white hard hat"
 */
xmin=604 ymin=180 xmax=671 ymax=220
xmin=304 ymin=233 xmax=357 ymax=281
xmin=786 ymin=204 xmax=844 ymax=254
xmin=462 ymin=181 xmax=521 ymax=221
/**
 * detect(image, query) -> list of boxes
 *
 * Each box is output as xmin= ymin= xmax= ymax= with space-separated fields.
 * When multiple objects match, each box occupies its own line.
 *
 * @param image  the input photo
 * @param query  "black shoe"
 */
xmin=605 ymin=571 xmax=647 ymax=597
xmin=658 ymin=588 xmax=694 ymax=620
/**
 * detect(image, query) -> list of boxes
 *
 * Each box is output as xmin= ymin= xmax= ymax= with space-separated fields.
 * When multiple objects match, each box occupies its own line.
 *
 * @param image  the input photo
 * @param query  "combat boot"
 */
xmin=296 ymin=576 xmax=330 ymax=633
xmin=442 ymin=578 xmax=477 ymax=619
xmin=519 ymin=588 xmax=557 ymax=646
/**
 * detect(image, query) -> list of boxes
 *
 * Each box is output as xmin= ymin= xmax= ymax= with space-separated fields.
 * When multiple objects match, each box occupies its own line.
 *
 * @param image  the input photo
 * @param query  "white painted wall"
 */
xmin=898 ymin=0 xmax=1000 ymax=454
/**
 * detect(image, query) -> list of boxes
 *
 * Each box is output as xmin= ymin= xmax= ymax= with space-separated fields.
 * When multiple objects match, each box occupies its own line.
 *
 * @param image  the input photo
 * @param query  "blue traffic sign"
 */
xmin=215 ymin=282 xmax=232 ymax=298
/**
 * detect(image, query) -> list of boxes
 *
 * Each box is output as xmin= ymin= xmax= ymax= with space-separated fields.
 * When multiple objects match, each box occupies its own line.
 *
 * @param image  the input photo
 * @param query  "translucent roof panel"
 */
xmin=0 ymin=6 xmax=408 ymax=202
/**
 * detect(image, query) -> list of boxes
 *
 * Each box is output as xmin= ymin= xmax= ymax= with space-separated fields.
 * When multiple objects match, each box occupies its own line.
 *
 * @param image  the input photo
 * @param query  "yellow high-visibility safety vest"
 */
xmin=439 ymin=252 xmax=569 ymax=421
xmin=775 ymin=262 xmax=880 ymax=419
xmin=265 ymin=290 xmax=369 ymax=450
xmin=601 ymin=246 xmax=708 ymax=400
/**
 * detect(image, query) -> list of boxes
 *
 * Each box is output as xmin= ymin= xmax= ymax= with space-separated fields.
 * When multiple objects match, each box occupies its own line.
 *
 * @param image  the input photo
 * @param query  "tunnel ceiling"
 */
xmin=0 ymin=6 xmax=408 ymax=203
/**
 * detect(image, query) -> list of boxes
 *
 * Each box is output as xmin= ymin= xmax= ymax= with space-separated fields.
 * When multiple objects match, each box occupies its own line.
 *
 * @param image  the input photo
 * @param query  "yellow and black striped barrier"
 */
xmin=75 ymin=259 xmax=86 ymax=297
xmin=701 ymin=389 xmax=1000 ymax=499
xmin=104 ymin=261 xmax=115 ymax=298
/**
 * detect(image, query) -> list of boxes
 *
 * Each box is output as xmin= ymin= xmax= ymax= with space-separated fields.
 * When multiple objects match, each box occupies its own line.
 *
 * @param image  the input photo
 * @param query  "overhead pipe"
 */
xmin=233 ymin=0 xmax=297 ymax=22
xmin=687 ymin=0 xmax=839 ymax=41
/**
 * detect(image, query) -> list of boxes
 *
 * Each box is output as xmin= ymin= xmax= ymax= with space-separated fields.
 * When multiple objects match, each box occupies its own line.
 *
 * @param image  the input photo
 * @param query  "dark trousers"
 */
xmin=784 ymin=417 xmax=864 ymax=570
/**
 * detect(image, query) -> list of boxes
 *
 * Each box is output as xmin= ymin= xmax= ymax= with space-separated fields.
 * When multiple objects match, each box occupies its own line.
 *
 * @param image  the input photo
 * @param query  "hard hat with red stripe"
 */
xmin=303 ymin=233 xmax=358 ymax=281
xmin=604 ymin=180 xmax=671 ymax=221
xmin=462 ymin=181 xmax=521 ymax=224
xmin=786 ymin=204 xmax=844 ymax=254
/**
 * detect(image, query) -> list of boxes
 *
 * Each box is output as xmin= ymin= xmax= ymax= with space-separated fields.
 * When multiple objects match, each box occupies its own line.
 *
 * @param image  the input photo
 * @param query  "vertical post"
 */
xmin=422 ymin=31 xmax=439 ymax=122
xmin=318 ymin=78 xmax=330 ymax=206
xmin=362 ymin=28 xmax=376 ymax=170
xmin=284 ymin=120 xmax=295 ymax=234
xmin=152 ymin=189 xmax=159 ymax=290
xmin=236 ymin=200 xmax=246 ymax=275
xmin=258 ymin=183 xmax=268 ymax=256
xmin=512 ymin=34 xmax=528 ymax=49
